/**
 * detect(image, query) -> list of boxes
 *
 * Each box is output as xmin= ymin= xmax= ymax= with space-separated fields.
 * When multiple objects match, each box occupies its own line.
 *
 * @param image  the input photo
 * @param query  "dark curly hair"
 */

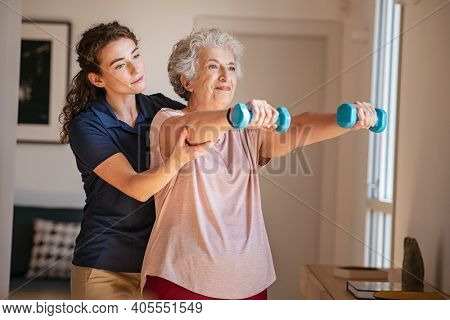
xmin=59 ymin=21 xmax=138 ymax=143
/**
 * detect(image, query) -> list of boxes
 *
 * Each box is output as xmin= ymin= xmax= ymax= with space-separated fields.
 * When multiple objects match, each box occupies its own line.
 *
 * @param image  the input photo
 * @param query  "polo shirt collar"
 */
xmin=136 ymin=93 xmax=152 ymax=119
xmin=90 ymin=95 xmax=120 ymax=128
xmin=91 ymin=93 xmax=148 ymax=129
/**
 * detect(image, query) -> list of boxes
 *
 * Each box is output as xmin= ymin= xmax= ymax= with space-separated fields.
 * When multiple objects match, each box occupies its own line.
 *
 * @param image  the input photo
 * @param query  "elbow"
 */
xmin=185 ymin=121 xmax=221 ymax=144
xmin=125 ymin=176 xmax=154 ymax=203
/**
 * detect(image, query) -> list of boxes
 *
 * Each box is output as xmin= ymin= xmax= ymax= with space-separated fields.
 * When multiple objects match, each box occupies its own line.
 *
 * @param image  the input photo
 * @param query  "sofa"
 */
xmin=9 ymin=206 xmax=83 ymax=300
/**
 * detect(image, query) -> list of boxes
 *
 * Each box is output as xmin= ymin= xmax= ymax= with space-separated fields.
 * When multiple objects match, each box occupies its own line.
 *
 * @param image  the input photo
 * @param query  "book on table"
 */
xmin=346 ymin=281 xmax=401 ymax=299
xmin=346 ymin=281 xmax=442 ymax=300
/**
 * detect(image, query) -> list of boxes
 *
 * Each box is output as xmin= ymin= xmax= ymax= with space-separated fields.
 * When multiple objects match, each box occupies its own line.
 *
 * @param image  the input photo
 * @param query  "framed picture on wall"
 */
xmin=17 ymin=19 xmax=71 ymax=143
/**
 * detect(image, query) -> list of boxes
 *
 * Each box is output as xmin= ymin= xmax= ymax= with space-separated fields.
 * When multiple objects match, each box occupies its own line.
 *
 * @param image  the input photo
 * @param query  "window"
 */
xmin=364 ymin=0 xmax=401 ymax=268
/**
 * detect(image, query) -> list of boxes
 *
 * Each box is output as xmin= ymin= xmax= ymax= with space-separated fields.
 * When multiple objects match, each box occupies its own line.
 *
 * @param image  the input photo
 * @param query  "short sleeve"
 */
xmin=68 ymin=118 xmax=120 ymax=173
xmin=149 ymin=93 xmax=185 ymax=111
xmin=149 ymin=108 xmax=185 ymax=166
xmin=243 ymin=129 xmax=271 ymax=168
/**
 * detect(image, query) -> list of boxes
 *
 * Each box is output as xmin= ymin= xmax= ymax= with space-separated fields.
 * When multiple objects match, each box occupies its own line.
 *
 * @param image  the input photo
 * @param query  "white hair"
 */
xmin=168 ymin=28 xmax=244 ymax=101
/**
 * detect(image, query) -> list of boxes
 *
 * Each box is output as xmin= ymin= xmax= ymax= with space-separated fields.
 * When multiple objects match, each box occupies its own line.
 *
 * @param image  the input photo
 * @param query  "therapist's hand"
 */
xmin=169 ymin=126 xmax=213 ymax=169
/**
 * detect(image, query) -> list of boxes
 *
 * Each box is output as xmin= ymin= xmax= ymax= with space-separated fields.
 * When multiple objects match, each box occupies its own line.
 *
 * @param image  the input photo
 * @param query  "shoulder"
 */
xmin=139 ymin=93 xmax=185 ymax=114
xmin=68 ymin=109 xmax=111 ymax=146
xmin=69 ymin=109 xmax=105 ymax=134
xmin=159 ymin=107 xmax=185 ymax=117
xmin=152 ymin=108 xmax=185 ymax=130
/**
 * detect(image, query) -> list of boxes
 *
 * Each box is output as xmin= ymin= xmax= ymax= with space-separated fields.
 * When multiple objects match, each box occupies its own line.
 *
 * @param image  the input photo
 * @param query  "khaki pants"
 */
xmin=71 ymin=265 xmax=141 ymax=300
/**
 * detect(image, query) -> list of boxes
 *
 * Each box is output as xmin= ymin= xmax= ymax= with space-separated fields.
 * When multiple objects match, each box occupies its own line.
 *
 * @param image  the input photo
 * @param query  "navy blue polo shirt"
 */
xmin=69 ymin=93 xmax=184 ymax=272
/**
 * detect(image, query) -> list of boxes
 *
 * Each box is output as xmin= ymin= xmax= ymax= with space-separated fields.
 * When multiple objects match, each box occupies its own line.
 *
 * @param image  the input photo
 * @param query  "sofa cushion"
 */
xmin=26 ymin=218 xmax=80 ymax=279
xmin=10 ymin=206 xmax=83 ymax=276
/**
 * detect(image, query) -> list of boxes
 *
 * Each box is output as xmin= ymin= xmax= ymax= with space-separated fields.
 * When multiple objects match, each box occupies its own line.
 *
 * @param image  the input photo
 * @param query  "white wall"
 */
xmin=0 ymin=0 xmax=22 ymax=299
xmin=393 ymin=0 xmax=450 ymax=294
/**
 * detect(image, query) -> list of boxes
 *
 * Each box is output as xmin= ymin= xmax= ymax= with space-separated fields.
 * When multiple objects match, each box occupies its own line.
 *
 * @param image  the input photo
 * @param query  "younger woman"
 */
xmin=61 ymin=21 xmax=211 ymax=299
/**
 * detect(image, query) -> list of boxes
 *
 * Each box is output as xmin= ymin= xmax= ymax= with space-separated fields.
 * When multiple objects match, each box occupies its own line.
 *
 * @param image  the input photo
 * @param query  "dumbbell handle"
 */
xmin=336 ymin=103 xmax=387 ymax=133
xmin=230 ymin=103 xmax=291 ymax=133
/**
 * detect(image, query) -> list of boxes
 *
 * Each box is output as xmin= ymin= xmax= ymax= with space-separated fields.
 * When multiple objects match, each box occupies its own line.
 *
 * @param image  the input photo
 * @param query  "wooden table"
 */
xmin=299 ymin=264 xmax=399 ymax=299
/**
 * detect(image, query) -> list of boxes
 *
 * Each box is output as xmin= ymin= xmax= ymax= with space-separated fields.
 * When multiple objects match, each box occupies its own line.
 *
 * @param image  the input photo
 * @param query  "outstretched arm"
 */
xmin=159 ymin=101 xmax=278 ymax=158
xmin=260 ymin=101 xmax=377 ymax=158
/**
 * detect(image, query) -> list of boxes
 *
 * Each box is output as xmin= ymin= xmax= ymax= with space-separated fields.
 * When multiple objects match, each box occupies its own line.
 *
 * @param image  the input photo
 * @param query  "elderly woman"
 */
xmin=140 ymin=29 xmax=377 ymax=300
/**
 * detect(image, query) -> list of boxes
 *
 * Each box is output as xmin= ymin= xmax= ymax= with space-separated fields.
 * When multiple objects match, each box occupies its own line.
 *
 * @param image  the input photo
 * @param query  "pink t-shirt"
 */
xmin=140 ymin=108 xmax=276 ymax=299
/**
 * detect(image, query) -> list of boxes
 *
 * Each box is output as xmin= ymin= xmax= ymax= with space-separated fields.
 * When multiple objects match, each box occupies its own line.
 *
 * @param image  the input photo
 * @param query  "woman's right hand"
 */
xmin=246 ymin=99 xmax=279 ymax=130
xmin=169 ymin=126 xmax=213 ymax=169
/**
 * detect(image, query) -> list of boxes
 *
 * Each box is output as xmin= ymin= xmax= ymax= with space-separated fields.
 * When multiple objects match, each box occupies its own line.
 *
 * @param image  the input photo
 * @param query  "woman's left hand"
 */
xmin=351 ymin=101 xmax=378 ymax=131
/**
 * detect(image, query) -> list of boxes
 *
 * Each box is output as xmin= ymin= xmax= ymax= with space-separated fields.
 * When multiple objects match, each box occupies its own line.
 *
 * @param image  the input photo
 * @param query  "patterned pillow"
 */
xmin=26 ymin=218 xmax=80 ymax=279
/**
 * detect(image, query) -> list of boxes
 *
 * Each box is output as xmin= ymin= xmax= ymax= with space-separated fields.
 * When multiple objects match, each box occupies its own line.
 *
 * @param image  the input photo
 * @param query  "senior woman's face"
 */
xmin=189 ymin=47 xmax=237 ymax=108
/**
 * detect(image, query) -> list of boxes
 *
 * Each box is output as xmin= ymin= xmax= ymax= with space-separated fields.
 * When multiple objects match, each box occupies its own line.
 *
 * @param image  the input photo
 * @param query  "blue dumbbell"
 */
xmin=336 ymin=103 xmax=387 ymax=133
xmin=230 ymin=103 xmax=291 ymax=133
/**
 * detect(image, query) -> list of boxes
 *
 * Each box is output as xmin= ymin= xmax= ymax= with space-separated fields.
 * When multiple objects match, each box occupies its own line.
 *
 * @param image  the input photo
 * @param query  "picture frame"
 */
xmin=17 ymin=19 xmax=71 ymax=144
